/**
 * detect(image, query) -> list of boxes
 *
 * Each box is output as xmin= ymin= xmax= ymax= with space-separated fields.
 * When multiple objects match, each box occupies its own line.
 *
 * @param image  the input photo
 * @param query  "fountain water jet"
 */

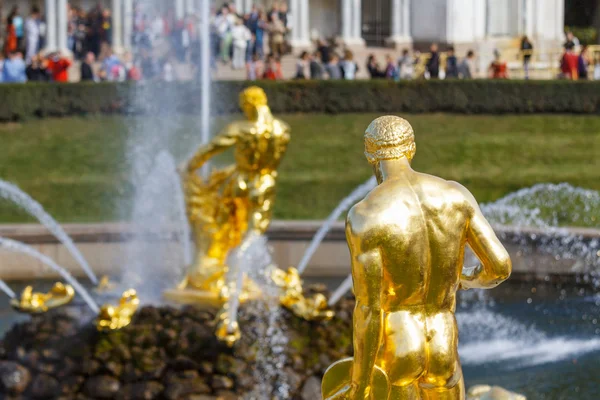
xmin=0 ymin=237 xmax=99 ymax=313
xmin=0 ymin=279 xmax=15 ymax=299
xmin=297 ymin=176 xmax=376 ymax=275
xmin=0 ymin=180 xmax=98 ymax=284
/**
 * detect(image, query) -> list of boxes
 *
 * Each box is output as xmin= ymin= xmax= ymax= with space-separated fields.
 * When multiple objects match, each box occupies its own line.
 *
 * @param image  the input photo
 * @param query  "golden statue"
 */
xmin=96 ymin=289 xmax=140 ymax=331
xmin=322 ymin=116 xmax=512 ymax=400
xmin=11 ymin=282 xmax=75 ymax=314
xmin=165 ymin=86 xmax=290 ymax=306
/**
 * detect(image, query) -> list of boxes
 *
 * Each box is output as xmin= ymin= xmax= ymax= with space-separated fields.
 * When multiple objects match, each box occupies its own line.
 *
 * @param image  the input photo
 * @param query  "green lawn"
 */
xmin=0 ymin=114 xmax=599 ymax=224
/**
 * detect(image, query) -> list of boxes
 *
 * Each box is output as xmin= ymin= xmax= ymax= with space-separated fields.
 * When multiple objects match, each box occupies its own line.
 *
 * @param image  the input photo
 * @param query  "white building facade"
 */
xmin=3 ymin=0 xmax=564 ymax=53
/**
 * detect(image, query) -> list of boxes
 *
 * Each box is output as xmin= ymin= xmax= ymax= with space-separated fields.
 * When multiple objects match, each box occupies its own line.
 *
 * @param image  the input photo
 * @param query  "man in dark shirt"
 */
xmin=445 ymin=46 xmax=458 ymax=78
xmin=80 ymin=51 xmax=95 ymax=81
xmin=426 ymin=43 xmax=440 ymax=79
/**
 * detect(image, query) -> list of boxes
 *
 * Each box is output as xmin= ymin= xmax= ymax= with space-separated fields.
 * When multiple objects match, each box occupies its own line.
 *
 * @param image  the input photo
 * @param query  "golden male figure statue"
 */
xmin=178 ymin=86 xmax=290 ymax=298
xmin=322 ymin=116 xmax=512 ymax=400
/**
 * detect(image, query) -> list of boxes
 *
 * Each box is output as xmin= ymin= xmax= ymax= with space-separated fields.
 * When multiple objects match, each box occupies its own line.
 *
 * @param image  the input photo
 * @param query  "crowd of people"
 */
xmin=1 ymin=2 xmax=599 ymax=84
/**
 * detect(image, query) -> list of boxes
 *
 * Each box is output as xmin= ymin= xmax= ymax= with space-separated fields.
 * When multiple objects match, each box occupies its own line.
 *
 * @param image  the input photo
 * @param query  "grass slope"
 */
xmin=0 ymin=114 xmax=598 ymax=224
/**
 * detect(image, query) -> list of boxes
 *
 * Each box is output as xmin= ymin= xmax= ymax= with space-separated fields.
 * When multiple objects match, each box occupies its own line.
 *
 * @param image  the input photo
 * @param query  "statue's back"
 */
xmin=350 ymin=170 xmax=471 ymax=311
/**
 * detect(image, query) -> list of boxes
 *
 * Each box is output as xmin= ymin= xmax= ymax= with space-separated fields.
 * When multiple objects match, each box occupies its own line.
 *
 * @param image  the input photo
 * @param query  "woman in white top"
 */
xmin=340 ymin=50 xmax=358 ymax=80
xmin=231 ymin=18 xmax=251 ymax=70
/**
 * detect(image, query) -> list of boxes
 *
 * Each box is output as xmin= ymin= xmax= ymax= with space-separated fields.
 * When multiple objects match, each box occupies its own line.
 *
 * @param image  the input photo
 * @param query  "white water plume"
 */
xmin=0 ymin=280 xmax=15 ymax=299
xmin=297 ymin=176 xmax=376 ymax=275
xmin=0 ymin=180 xmax=98 ymax=284
xmin=0 ymin=237 xmax=99 ymax=313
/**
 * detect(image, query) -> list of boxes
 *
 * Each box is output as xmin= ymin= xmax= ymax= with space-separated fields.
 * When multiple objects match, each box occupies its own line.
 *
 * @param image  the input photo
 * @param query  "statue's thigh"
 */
xmin=249 ymin=173 xmax=276 ymax=208
xmin=381 ymin=311 xmax=427 ymax=386
xmin=421 ymin=312 xmax=461 ymax=389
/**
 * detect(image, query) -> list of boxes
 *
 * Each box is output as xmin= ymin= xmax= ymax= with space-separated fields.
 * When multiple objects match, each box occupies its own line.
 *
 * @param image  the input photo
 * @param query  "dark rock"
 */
xmin=0 ymin=361 xmax=31 ymax=394
xmin=117 ymin=381 xmax=164 ymax=400
xmin=83 ymin=375 xmax=120 ymax=399
xmin=30 ymin=374 xmax=60 ymax=399
xmin=104 ymin=361 xmax=123 ymax=377
xmin=214 ymin=391 xmax=238 ymax=400
xmin=171 ymin=355 xmax=200 ymax=371
xmin=61 ymin=375 xmax=84 ymax=395
xmin=211 ymin=375 xmax=234 ymax=390
xmin=300 ymin=376 xmax=322 ymax=400
xmin=163 ymin=377 xmax=211 ymax=400
xmin=199 ymin=362 xmax=214 ymax=375
xmin=41 ymin=348 xmax=61 ymax=362
xmin=81 ymin=359 xmax=101 ymax=376
xmin=285 ymin=368 xmax=302 ymax=393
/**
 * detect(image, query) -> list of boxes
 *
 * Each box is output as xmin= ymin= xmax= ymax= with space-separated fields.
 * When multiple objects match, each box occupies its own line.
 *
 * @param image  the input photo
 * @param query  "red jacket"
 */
xmin=561 ymin=52 xmax=579 ymax=79
xmin=47 ymin=58 xmax=72 ymax=82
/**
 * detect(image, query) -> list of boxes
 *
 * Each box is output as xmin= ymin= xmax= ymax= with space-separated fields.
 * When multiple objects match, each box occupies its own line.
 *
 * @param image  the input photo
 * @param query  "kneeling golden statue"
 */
xmin=322 ymin=116 xmax=512 ymax=399
xmin=165 ymin=86 xmax=291 ymax=307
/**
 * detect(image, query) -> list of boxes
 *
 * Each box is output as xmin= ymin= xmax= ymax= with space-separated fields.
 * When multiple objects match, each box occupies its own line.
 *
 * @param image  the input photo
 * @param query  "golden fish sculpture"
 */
xmin=322 ymin=116 xmax=512 ymax=400
xmin=10 ymin=282 xmax=75 ymax=314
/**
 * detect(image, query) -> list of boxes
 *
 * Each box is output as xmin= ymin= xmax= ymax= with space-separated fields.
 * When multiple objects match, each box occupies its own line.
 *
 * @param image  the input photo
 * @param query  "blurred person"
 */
xmin=12 ymin=6 xmax=24 ymax=52
xmin=101 ymin=8 xmax=113 ymax=46
xmin=445 ymin=46 xmax=458 ymax=79
xmin=559 ymin=43 xmax=579 ymax=80
xmin=397 ymin=49 xmax=414 ymax=79
xmin=578 ymin=45 xmax=590 ymax=80
xmin=262 ymin=54 xmax=282 ymax=80
xmin=80 ymin=51 xmax=96 ymax=81
xmin=215 ymin=5 xmax=234 ymax=63
xmin=488 ymin=49 xmax=508 ymax=79
xmin=47 ymin=52 xmax=72 ymax=82
xmin=295 ymin=51 xmax=309 ymax=79
xmin=310 ymin=51 xmax=324 ymax=79
xmin=564 ymin=31 xmax=580 ymax=50
xmin=246 ymin=53 xmax=262 ymax=80
xmin=520 ymin=35 xmax=533 ymax=80
xmin=426 ymin=43 xmax=440 ymax=79
xmin=102 ymin=49 xmax=121 ymax=77
xmin=232 ymin=18 xmax=251 ymax=69
xmin=67 ymin=5 xmax=78 ymax=52
xmin=247 ymin=4 xmax=260 ymax=34
xmin=246 ymin=33 xmax=257 ymax=64
xmin=26 ymin=53 xmax=50 ymax=81
xmin=269 ymin=13 xmax=286 ymax=58
xmin=140 ymin=48 xmax=159 ymax=80
xmin=340 ymin=49 xmax=358 ymax=80
xmin=317 ymin=38 xmax=330 ymax=63
xmin=123 ymin=52 xmax=141 ymax=81
xmin=163 ymin=59 xmax=174 ymax=82
xmin=384 ymin=54 xmax=397 ymax=80
xmin=255 ymin=10 xmax=268 ymax=59
xmin=0 ymin=54 xmax=4 ymax=82
xmin=278 ymin=2 xmax=289 ymax=53
xmin=458 ymin=50 xmax=475 ymax=79
xmin=73 ymin=21 xmax=87 ymax=60
xmin=25 ymin=6 xmax=41 ymax=64
xmin=2 ymin=51 xmax=27 ymax=82
xmin=594 ymin=56 xmax=600 ymax=80
xmin=4 ymin=7 xmax=18 ymax=56
xmin=268 ymin=1 xmax=280 ymax=22
xmin=325 ymin=54 xmax=342 ymax=79
xmin=367 ymin=54 xmax=384 ymax=79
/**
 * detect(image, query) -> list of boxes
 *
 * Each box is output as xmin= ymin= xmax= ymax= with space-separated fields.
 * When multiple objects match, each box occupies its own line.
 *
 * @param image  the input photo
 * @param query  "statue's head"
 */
xmin=239 ymin=86 xmax=268 ymax=119
xmin=364 ymin=116 xmax=416 ymax=165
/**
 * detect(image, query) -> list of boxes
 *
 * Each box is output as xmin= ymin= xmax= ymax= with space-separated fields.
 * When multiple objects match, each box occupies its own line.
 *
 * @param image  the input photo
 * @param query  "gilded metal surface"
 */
xmin=96 ymin=289 xmax=140 ymax=331
xmin=322 ymin=116 xmax=512 ymax=399
xmin=177 ymin=86 xmax=290 ymax=298
xmin=272 ymin=267 xmax=334 ymax=321
xmin=10 ymin=282 xmax=75 ymax=314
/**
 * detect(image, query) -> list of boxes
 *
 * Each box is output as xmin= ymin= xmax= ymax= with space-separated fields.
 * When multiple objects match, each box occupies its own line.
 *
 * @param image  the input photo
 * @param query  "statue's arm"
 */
xmin=454 ymin=184 xmax=512 ymax=289
xmin=347 ymin=209 xmax=383 ymax=396
xmin=185 ymin=124 xmax=240 ymax=173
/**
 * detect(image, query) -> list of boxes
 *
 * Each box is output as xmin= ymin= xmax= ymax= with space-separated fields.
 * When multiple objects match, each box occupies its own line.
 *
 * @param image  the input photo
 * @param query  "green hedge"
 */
xmin=1 ymin=80 xmax=600 ymax=121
